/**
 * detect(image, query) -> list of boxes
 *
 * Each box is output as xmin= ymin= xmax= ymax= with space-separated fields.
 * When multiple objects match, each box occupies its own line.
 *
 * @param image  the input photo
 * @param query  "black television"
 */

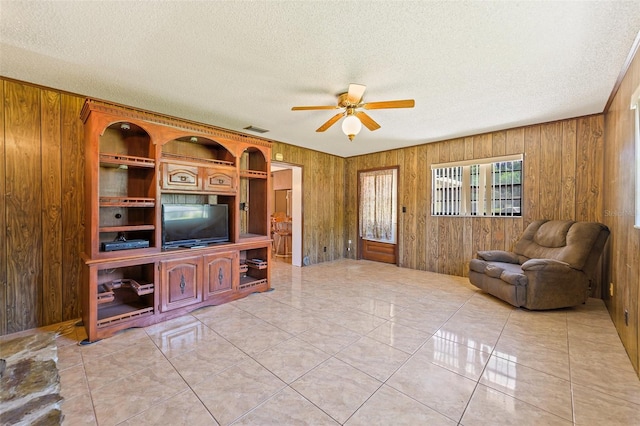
xmin=162 ymin=204 xmax=229 ymax=248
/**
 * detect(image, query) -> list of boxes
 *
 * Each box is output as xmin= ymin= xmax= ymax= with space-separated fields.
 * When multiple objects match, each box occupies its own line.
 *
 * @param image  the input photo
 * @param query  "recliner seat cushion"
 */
xmin=482 ymin=261 xmax=523 ymax=278
xmin=486 ymin=262 xmax=527 ymax=286
xmin=500 ymin=270 xmax=527 ymax=286
xmin=485 ymin=264 xmax=504 ymax=278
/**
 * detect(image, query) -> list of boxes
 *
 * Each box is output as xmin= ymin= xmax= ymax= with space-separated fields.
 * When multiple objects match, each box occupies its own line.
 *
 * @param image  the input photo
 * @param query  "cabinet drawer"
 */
xmin=203 ymin=169 xmax=236 ymax=193
xmin=161 ymin=163 xmax=201 ymax=190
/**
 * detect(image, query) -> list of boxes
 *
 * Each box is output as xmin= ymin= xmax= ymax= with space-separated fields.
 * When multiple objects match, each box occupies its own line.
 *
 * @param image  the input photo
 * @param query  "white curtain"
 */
xmin=359 ymin=168 xmax=397 ymax=243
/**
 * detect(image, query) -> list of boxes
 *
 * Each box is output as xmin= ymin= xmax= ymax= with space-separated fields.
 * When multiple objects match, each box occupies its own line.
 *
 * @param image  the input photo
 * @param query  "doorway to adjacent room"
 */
xmin=271 ymin=162 xmax=303 ymax=267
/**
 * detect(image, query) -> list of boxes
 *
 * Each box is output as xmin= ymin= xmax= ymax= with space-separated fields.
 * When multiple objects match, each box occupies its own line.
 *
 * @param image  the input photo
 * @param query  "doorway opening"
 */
xmin=357 ymin=166 xmax=399 ymax=265
xmin=271 ymin=162 xmax=303 ymax=267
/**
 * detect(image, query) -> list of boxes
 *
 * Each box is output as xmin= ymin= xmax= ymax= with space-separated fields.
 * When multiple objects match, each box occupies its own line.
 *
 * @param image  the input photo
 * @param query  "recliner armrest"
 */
xmin=477 ymin=250 xmax=520 ymax=264
xmin=521 ymin=258 xmax=572 ymax=271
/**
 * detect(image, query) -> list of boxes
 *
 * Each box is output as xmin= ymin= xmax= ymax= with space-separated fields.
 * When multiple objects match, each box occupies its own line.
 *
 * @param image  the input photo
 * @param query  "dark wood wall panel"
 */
xmin=504 ymin=129 xmax=525 ymax=250
xmin=561 ymin=120 xmax=577 ymax=220
xmin=523 ymin=126 xmax=541 ymax=224
xmin=603 ymin=44 xmax=640 ymax=375
xmin=60 ymin=94 xmax=85 ymax=321
xmin=0 ymin=81 xmax=5 ymax=335
xmin=1 ymin=78 xmax=85 ymax=335
xmin=4 ymin=81 xmax=43 ymax=332
xmin=415 ymin=146 xmax=430 ymax=271
xmin=400 ymin=147 xmax=417 ymax=269
xmin=40 ymin=90 xmax=63 ymax=325
xmin=491 ymin=132 xmax=507 ymax=253
xmin=344 ymin=157 xmax=358 ymax=259
xmin=540 ymin=122 xmax=563 ymax=220
xmin=424 ymin=144 xmax=443 ymax=271
xmin=576 ymin=116 xmax=605 ymax=222
xmin=461 ymin=138 xmax=475 ymax=273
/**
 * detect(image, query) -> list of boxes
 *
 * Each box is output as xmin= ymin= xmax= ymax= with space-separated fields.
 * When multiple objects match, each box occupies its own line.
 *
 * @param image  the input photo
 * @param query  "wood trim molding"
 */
xmin=604 ymin=29 xmax=640 ymax=113
xmin=81 ymin=98 xmax=273 ymax=148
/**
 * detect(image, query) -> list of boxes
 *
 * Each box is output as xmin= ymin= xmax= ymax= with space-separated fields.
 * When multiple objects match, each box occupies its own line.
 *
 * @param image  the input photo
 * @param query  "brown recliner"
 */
xmin=468 ymin=220 xmax=610 ymax=310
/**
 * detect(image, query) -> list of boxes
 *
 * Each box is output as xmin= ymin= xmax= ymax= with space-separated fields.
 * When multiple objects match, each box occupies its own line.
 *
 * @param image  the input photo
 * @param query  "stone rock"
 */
xmin=0 ymin=332 xmax=63 ymax=425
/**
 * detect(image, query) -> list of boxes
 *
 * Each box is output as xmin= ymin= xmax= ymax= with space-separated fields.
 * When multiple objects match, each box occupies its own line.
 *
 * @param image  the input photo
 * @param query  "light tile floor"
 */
xmin=8 ymin=259 xmax=640 ymax=425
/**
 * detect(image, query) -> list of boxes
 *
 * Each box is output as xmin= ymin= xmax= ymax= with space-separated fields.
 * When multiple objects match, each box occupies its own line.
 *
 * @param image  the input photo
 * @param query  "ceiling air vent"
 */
xmin=243 ymin=125 xmax=269 ymax=134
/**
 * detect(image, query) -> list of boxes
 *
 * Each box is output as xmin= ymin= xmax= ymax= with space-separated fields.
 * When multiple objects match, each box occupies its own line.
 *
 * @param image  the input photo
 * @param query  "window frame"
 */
xmin=431 ymin=154 xmax=523 ymax=217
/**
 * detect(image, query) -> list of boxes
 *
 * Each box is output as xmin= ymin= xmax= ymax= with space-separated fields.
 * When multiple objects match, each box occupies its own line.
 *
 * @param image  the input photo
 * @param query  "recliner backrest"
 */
xmin=514 ymin=220 xmax=609 ymax=271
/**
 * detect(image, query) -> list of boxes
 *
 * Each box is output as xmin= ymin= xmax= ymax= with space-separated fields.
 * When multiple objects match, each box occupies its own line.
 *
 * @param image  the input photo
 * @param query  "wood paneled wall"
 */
xmin=345 ymin=116 xmax=605 ymax=280
xmin=1 ymin=78 xmax=85 ymax=334
xmin=603 ymin=44 xmax=640 ymax=374
xmin=270 ymin=143 xmax=345 ymax=265
xmin=2 ymin=74 xmax=635 ymax=379
xmin=0 ymin=81 xmax=5 ymax=335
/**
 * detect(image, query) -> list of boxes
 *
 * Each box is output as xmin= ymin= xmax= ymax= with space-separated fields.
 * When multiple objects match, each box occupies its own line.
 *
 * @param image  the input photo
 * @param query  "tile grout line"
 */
xmin=566 ymin=311 xmax=577 ymax=426
xmin=456 ymin=303 xmax=516 ymax=425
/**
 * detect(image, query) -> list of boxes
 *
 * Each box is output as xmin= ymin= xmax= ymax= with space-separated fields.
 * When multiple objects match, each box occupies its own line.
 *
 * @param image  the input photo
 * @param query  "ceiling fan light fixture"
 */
xmin=292 ymin=83 xmax=414 ymax=141
xmin=342 ymin=114 xmax=362 ymax=141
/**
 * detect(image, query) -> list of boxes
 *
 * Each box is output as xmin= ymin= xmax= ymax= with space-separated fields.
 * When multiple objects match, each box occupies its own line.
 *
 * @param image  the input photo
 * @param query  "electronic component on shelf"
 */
xmin=246 ymin=258 xmax=268 ymax=269
xmin=101 ymin=239 xmax=149 ymax=251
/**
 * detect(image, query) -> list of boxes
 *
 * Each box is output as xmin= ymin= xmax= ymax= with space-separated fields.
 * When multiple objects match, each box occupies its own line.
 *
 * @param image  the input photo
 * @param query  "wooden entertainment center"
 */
xmin=80 ymin=99 xmax=272 ymax=342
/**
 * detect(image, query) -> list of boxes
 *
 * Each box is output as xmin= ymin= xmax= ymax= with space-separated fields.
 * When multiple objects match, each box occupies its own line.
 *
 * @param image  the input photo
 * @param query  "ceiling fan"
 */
xmin=291 ymin=84 xmax=415 ymax=141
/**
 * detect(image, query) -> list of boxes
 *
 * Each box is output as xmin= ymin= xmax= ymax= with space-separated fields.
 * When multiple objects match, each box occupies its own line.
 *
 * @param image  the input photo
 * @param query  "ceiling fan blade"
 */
xmin=316 ymin=112 xmax=344 ymax=132
xmin=346 ymin=84 xmax=367 ymax=105
xmin=355 ymin=111 xmax=381 ymax=131
xmin=292 ymin=105 xmax=340 ymax=111
xmin=363 ymin=99 xmax=415 ymax=110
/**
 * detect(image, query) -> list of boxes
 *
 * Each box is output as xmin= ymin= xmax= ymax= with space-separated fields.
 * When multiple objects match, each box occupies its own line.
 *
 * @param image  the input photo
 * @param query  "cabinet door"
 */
xmin=203 ymin=168 xmax=236 ymax=193
xmin=203 ymin=252 xmax=237 ymax=299
xmin=161 ymin=163 xmax=201 ymax=191
xmin=160 ymin=256 xmax=203 ymax=311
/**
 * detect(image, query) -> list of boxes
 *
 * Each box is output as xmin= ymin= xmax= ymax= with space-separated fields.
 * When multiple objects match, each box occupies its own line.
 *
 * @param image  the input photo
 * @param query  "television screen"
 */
xmin=162 ymin=204 xmax=229 ymax=248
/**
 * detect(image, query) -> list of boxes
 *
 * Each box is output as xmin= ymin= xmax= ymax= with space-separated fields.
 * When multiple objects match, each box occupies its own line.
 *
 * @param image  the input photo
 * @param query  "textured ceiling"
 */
xmin=1 ymin=1 xmax=639 ymax=157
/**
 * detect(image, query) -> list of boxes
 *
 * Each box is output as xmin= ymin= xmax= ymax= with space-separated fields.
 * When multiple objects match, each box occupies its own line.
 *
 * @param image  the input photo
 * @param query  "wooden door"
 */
xmin=160 ymin=255 xmax=202 ymax=311
xmin=361 ymin=239 xmax=396 ymax=264
xmin=203 ymin=251 xmax=237 ymax=298
xmin=358 ymin=167 xmax=399 ymax=265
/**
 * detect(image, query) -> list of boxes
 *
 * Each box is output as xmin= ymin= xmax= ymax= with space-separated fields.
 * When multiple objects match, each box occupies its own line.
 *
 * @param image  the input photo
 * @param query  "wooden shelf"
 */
xmin=99 ymin=224 xmax=155 ymax=233
xmin=162 ymin=152 xmax=234 ymax=167
xmin=97 ymin=284 xmax=114 ymax=304
xmin=240 ymin=170 xmax=268 ymax=179
xmin=239 ymin=233 xmax=269 ymax=240
xmin=239 ymin=277 xmax=268 ymax=291
xmin=106 ymin=279 xmax=154 ymax=296
xmin=97 ymin=303 xmax=154 ymax=327
xmin=100 ymin=153 xmax=155 ymax=168
xmin=99 ymin=197 xmax=155 ymax=207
